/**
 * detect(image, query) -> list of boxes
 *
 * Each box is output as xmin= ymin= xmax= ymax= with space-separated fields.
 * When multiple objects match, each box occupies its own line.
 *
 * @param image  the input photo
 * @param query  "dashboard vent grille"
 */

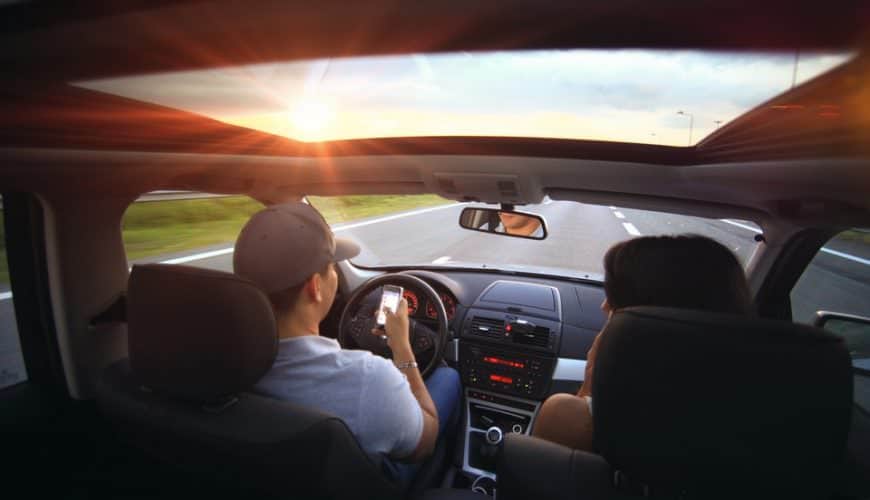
xmin=469 ymin=317 xmax=505 ymax=340
xmin=513 ymin=325 xmax=550 ymax=347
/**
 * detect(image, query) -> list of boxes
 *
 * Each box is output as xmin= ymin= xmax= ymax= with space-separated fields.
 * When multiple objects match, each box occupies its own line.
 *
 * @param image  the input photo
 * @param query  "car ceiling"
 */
xmin=1 ymin=0 xmax=869 ymax=224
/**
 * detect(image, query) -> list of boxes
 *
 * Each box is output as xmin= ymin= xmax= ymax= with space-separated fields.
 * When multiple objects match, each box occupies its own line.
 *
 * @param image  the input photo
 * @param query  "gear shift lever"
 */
xmin=471 ymin=427 xmax=503 ymax=497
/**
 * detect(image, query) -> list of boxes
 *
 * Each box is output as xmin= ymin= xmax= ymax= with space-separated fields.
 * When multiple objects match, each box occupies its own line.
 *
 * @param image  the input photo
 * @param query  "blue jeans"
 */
xmin=383 ymin=366 xmax=462 ymax=488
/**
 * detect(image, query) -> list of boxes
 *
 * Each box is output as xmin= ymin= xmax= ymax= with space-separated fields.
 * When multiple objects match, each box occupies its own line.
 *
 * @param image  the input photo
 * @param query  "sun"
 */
xmin=288 ymin=98 xmax=334 ymax=141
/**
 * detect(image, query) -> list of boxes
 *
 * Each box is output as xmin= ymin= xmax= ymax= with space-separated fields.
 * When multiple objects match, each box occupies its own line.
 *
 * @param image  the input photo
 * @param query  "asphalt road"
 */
xmin=0 ymin=201 xmax=867 ymax=390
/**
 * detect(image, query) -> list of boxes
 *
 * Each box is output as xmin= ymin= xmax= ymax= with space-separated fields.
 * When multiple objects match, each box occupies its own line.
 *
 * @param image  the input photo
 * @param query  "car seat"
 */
xmin=96 ymin=264 xmax=402 ymax=500
xmin=497 ymin=306 xmax=853 ymax=500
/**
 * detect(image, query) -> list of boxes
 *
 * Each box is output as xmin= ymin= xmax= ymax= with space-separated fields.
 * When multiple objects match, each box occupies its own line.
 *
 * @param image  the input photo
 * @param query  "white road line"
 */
xmin=820 ymin=248 xmax=870 ymax=266
xmin=1 ymin=205 xmax=461 ymax=302
xmin=160 ymin=247 xmax=235 ymax=265
xmin=720 ymin=219 xmax=762 ymax=234
xmin=614 ymin=211 xmax=625 ymax=219
xmin=622 ymin=222 xmax=641 ymax=236
xmin=152 ymin=203 xmax=461 ymax=266
xmin=609 ymin=206 xmax=617 ymax=210
xmin=432 ymin=256 xmax=452 ymax=264
xmin=332 ymin=203 xmax=461 ymax=232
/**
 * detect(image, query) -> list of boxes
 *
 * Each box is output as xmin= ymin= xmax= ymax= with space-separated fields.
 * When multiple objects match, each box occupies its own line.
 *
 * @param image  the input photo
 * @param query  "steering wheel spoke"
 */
xmin=410 ymin=319 xmax=437 ymax=354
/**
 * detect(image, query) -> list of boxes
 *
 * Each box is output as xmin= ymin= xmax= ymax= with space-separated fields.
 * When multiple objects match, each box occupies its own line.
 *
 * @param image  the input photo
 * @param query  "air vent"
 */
xmin=469 ymin=316 xmax=505 ymax=340
xmin=513 ymin=325 xmax=550 ymax=347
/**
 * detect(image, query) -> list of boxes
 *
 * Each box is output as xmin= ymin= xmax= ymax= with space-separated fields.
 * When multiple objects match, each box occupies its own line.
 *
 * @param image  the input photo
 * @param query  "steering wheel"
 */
xmin=338 ymin=273 xmax=449 ymax=378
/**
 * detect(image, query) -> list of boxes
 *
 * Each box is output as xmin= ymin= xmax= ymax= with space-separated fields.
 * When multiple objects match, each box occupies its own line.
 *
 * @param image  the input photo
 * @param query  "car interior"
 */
xmin=2 ymin=1 xmax=869 ymax=499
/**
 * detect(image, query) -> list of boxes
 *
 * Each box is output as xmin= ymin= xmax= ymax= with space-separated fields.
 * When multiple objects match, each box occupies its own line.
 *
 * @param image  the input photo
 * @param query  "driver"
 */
xmin=233 ymin=202 xmax=461 ymax=487
xmin=496 ymin=211 xmax=543 ymax=237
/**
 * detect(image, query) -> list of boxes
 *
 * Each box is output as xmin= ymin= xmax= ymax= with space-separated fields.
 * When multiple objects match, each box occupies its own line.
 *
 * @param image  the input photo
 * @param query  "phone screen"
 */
xmin=376 ymin=285 xmax=403 ymax=326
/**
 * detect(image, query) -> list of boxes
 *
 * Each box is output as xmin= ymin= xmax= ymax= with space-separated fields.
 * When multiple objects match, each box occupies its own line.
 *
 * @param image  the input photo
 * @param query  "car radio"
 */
xmin=459 ymin=343 xmax=555 ymax=398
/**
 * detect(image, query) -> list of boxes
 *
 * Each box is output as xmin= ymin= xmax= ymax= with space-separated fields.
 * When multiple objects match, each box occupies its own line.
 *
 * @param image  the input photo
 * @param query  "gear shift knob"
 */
xmin=485 ymin=426 xmax=503 ymax=446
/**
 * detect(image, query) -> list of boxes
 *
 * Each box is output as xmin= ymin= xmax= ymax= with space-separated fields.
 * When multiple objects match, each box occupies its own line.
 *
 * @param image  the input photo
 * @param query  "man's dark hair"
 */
xmin=267 ymin=263 xmax=331 ymax=313
xmin=603 ymin=235 xmax=752 ymax=315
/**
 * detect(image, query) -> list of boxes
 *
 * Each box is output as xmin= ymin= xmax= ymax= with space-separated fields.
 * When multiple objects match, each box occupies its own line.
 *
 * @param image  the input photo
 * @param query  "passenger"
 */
xmin=532 ymin=235 xmax=752 ymax=451
xmin=233 ymin=202 xmax=461 ymax=487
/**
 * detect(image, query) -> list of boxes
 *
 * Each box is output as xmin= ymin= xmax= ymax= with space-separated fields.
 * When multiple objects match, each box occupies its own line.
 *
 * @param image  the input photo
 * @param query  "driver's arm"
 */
xmin=383 ymin=299 xmax=439 ymax=462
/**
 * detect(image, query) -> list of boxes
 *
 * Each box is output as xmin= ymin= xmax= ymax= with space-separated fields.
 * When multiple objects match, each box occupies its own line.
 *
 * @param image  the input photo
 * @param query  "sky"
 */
xmin=76 ymin=49 xmax=851 ymax=145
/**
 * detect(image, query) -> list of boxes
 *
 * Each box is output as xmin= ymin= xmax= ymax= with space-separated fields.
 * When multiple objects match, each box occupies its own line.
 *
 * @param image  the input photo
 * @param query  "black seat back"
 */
xmin=592 ymin=306 xmax=853 ymax=498
xmin=96 ymin=264 xmax=399 ymax=499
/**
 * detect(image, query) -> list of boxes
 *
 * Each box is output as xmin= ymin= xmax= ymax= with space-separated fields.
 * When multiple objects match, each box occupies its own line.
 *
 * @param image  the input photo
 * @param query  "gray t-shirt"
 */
xmin=253 ymin=335 xmax=424 ymax=458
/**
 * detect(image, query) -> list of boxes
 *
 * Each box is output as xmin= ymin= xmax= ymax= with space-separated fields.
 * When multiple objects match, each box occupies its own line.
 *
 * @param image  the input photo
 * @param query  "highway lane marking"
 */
xmin=819 ymin=248 xmax=870 ymax=266
xmin=622 ymin=222 xmax=641 ymax=236
xmin=1 ymin=203 xmax=466 ymax=302
xmin=432 ymin=256 xmax=452 ymax=264
xmin=614 ymin=211 xmax=625 ymax=219
xmin=331 ymin=203 xmax=462 ymax=232
xmin=160 ymin=247 xmax=235 ymax=265
xmin=720 ymin=219 xmax=869 ymax=266
xmin=720 ymin=219 xmax=762 ymax=234
xmin=159 ymin=203 xmax=461 ymax=265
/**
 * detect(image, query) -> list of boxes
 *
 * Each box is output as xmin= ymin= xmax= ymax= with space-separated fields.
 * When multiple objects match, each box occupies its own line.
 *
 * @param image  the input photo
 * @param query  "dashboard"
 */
xmin=347 ymin=267 xmax=608 ymax=387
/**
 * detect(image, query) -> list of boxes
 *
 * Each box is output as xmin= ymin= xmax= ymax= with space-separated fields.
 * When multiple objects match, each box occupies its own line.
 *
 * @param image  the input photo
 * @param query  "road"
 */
xmin=0 ymin=201 xmax=867 ymax=390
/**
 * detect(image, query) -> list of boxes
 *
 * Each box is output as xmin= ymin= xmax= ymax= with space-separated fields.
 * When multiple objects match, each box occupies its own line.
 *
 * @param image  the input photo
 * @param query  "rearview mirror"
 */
xmin=814 ymin=311 xmax=870 ymax=360
xmin=459 ymin=207 xmax=547 ymax=240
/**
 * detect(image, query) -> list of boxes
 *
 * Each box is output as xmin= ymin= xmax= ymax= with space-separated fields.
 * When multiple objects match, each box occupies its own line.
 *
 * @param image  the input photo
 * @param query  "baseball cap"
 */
xmin=233 ymin=202 xmax=360 ymax=293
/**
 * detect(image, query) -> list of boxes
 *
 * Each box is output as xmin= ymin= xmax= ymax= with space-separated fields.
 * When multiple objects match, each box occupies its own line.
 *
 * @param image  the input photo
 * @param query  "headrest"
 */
xmin=127 ymin=264 xmax=277 ymax=403
xmin=592 ymin=306 xmax=853 ymax=495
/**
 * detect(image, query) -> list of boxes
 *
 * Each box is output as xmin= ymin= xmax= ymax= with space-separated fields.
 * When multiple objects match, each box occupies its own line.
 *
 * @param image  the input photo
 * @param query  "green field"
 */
xmin=122 ymin=194 xmax=450 ymax=262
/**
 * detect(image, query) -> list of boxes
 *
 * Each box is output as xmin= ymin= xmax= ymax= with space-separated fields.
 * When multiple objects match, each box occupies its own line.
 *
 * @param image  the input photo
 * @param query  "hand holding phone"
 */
xmin=376 ymin=285 xmax=403 ymax=326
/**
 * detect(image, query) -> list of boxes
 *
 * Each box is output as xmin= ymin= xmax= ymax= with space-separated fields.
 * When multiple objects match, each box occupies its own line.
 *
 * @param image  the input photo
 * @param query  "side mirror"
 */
xmin=814 ymin=311 xmax=870 ymax=361
xmin=459 ymin=207 xmax=547 ymax=240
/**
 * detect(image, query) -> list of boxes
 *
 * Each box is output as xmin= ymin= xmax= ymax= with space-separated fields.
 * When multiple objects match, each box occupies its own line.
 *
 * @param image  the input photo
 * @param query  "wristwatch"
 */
xmin=394 ymin=360 xmax=418 ymax=371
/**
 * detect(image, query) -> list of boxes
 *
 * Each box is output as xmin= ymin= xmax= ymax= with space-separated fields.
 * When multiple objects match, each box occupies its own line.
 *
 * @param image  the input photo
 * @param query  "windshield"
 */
xmin=309 ymin=196 xmax=761 ymax=281
xmin=77 ymin=50 xmax=850 ymax=146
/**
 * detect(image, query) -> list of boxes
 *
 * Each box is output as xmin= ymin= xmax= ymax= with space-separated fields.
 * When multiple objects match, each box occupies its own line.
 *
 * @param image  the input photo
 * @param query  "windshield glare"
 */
xmin=310 ymin=197 xmax=760 ymax=281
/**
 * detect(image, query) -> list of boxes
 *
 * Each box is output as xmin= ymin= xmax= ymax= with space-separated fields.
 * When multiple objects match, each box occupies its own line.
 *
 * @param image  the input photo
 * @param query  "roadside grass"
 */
xmin=0 ymin=248 xmax=7 ymax=285
xmin=122 ymin=194 xmax=450 ymax=262
xmin=837 ymin=229 xmax=870 ymax=245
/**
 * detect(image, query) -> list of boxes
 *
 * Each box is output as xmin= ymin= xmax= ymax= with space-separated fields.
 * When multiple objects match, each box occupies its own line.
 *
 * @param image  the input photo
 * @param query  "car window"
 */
xmin=77 ymin=49 xmax=850 ymax=146
xmin=310 ymin=197 xmax=762 ymax=282
xmin=121 ymin=192 xmax=448 ymax=274
xmin=790 ymin=229 xmax=870 ymax=325
xmin=0 ymin=199 xmax=28 ymax=389
xmin=122 ymin=192 xmax=263 ymax=271
xmin=791 ymin=228 xmax=870 ymax=416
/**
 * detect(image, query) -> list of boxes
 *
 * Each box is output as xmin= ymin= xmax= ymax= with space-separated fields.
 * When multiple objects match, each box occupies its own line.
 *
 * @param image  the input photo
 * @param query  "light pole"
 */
xmin=677 ymin=110 xmax=694 ymax=146
xmin=714 ymin=120 xmax=723 ymax=130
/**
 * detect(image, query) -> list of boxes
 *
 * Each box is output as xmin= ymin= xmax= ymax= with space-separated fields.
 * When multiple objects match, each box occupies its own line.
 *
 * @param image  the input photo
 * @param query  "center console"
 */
xmin=457 ymin=280 xmax=562 ymax=479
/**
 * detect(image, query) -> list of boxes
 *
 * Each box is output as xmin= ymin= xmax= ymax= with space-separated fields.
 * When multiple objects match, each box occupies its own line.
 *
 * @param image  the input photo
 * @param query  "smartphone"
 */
xmin=376 ymin=285 xmax=404 ymax=326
